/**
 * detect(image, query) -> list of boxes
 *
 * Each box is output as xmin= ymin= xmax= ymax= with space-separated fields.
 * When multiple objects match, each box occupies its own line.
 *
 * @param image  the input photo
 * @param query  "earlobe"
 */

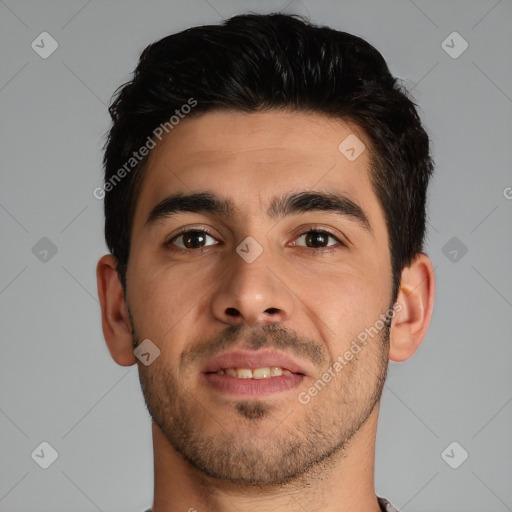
xmin=96 ymin=254 xmax=137 ymax=366
xmin=389 ymin=253 xmax=435 ymax=362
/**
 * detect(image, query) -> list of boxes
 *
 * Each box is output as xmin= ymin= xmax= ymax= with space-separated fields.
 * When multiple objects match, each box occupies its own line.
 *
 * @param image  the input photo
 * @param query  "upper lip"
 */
xmin=202 ymin=349 xmax=308 ymax=375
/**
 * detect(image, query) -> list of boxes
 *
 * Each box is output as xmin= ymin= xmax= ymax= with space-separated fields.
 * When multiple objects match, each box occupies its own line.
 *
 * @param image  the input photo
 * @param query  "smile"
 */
xmin=212 ymin=367 xmax=297 ymax=379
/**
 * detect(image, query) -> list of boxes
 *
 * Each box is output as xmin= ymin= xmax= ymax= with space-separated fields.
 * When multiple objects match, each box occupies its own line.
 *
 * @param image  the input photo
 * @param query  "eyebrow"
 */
xmin=268 ymin=191 xmax=372 ymax=232
xmin=144 ymin=190 xmax=372 ymax=233
xmin=145 ymin=192 xmax=234 ymax=227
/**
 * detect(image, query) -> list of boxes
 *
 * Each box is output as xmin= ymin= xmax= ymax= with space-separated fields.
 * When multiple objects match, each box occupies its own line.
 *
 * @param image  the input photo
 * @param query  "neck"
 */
xmin=150 ymin=406 xmax=383 ymax=512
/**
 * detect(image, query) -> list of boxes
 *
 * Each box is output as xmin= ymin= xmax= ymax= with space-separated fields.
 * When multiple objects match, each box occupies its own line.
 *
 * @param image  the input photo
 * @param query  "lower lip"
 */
xmin=202 ymin=372 xmax=305 ymax=397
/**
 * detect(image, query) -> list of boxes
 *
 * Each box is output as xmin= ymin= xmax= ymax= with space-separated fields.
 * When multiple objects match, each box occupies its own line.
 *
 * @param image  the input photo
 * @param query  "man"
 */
xmin=96 ymin=13 xmax=435 ymax=512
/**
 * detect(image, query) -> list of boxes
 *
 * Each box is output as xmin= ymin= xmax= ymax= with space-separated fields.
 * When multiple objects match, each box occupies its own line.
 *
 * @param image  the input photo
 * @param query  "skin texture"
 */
xmin=97 ymin=110 xmax=435 ymax=512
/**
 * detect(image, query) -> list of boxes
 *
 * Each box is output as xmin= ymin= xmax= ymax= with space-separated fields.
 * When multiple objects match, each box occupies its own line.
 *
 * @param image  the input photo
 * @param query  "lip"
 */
xmin=201 ymin=348 xmax=308 ymax=375
xmin=203 ymin=371 xmax=305 ymax=397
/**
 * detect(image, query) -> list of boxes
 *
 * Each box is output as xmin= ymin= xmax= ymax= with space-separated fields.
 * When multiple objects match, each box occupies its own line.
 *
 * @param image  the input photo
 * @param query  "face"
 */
xmin=125 ymin=110 xmax=394 ymax=485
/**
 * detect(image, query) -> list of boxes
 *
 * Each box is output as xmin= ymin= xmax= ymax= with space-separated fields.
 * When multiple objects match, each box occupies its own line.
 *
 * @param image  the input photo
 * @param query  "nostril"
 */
xmin=225 ymin=307 xmax=240 ymax=317
xmin=265 ymin=308 xmax=280 ymax=315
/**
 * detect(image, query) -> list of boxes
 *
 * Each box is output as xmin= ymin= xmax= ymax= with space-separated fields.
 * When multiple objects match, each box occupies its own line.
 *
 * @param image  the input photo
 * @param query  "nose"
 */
xmin=210 ymin=247 xmax=295 ymax=326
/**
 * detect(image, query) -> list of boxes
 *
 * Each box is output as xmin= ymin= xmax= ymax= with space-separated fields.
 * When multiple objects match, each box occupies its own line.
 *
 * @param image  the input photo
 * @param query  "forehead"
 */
xmin=132 ymin=110 xmax=386 ymax=234
xmin=146 ymin=110 xmax=367 ymax=174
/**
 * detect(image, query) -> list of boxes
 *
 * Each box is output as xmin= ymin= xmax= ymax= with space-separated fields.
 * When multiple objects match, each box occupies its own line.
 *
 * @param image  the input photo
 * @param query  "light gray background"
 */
xmin=1 ymin=1 xmax=511 ymax=511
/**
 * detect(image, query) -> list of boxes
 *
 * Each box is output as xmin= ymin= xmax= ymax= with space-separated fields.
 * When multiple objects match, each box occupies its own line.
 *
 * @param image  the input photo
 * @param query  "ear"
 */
xmin=96 ymin=254 xmax=136 ymax=366
xmin=389 ymin=253 xmax=435 ymax=362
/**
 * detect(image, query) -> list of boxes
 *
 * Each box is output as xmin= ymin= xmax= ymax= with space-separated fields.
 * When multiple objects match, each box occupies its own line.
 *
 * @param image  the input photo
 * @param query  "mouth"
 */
xmin=201 ymin=349 xmax=307 ymax=397
xmin=206 ymin=366 xmax=304 ymax=379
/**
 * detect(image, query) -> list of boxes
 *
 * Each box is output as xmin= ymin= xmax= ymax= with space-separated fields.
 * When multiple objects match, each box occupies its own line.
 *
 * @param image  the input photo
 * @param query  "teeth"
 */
xmin=269 ymin=367 xmax=283 ymax=377
xmin=253 ymin=367 xmax=270 ymax=379
xmin=215 ymin=366 xmax=291 ymax=379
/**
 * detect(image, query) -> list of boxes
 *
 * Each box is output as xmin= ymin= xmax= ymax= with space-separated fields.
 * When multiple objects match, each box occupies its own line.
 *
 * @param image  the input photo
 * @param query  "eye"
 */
xmin=294 ymin=230 xmax=342 ymax=249
xmin=168 ymin=229 xmax=218 ymax=249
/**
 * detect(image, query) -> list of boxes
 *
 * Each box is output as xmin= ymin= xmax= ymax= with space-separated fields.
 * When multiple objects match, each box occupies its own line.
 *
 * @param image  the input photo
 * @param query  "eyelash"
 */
xmin=165 ymin=227 xmax=346 ymax=253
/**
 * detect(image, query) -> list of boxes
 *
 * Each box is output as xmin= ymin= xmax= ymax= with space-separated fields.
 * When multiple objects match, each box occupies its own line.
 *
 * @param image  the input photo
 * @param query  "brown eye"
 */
xmin=170 ymin=230 xmax=217 ymax=249
xmin=296 ymin=230 xmax=340 ymax=248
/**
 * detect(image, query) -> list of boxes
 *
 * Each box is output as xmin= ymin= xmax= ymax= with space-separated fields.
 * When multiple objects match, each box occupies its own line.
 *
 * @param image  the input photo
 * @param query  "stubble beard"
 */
xmin=135 ymin=322 xmax=389 ymax=487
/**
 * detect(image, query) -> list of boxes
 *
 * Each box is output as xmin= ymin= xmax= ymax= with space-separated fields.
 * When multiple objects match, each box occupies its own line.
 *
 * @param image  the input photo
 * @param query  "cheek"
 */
xmin=126 ymin=257 xmax=203 ymax=339
xmin=293 ymin=267 xmax=388 ymax=352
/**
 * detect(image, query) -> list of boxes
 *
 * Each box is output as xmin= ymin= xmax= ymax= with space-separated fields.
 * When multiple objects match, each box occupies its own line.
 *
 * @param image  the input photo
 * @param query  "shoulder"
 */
xmin=377 ymin=496 xmax=400 ymax=512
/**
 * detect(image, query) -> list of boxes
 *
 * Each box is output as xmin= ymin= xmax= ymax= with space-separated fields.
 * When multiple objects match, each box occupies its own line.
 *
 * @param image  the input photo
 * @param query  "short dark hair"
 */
xmin=103 ymin=13 xmax=433 ymax=301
